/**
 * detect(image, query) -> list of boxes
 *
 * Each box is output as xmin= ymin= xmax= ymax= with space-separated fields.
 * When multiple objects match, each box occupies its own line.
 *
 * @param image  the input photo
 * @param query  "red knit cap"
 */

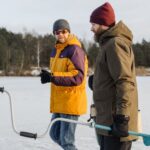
xmin=90 ymin=2 xmax=115 ymax=27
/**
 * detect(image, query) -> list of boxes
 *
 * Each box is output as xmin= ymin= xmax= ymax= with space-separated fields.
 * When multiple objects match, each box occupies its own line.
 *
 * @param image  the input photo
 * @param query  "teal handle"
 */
xmin=94 ymin=123 xmax=150 ymax=146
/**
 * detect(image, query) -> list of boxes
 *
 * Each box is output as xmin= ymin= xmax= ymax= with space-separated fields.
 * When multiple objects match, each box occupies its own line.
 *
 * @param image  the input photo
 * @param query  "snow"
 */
xmin=0 ymin=77 xmax=150 ymax=150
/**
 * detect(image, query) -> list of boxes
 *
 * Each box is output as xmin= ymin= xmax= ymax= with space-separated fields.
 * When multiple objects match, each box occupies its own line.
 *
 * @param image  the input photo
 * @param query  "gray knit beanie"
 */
xmin=53 ymin=19 xmax=70 ymax=33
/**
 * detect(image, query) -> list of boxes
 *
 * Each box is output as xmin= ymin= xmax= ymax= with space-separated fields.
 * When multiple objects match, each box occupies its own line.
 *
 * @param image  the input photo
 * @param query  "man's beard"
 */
xmin=93 ymin=34 xmax=100 ymax=42
xmin=93 ymin=29 xmax=107 ymax=42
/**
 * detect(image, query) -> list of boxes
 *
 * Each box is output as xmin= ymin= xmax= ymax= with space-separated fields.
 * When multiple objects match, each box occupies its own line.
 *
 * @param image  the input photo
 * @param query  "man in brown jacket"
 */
xmin=89 ymin=2 xmax=138 ymax=150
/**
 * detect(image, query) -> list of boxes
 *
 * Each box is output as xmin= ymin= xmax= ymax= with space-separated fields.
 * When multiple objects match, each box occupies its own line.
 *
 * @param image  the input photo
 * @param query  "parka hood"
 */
xmin=99 ymin=21 xmax=133 ymax=46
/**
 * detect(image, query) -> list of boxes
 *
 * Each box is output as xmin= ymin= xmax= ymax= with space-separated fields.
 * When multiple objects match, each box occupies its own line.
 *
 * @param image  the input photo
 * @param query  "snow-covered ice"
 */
xmin=0 ymin=77 xmax=150 ymax=150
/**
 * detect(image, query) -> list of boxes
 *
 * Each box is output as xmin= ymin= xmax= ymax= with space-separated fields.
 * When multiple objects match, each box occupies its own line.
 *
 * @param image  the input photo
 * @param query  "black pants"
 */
xmin=97 ymin=134 xmax=132 ymax=150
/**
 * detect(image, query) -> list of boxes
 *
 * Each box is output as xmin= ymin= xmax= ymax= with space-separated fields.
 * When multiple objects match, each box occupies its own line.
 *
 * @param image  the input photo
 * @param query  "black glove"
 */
xmin=88 ymin=75 xmax=94 ymax=90
xmin=40 ymin=69 xmax=51 ymax=84
xmin=111 ymin=114 xmax=130 ymax=137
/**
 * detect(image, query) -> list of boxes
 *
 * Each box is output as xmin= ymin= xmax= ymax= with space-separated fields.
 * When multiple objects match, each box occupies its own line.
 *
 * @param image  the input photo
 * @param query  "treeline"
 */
xmin=0 ymin=28 xmax=55 ymax=75
xmin=0 ymin=27 xmax=150 ymax=75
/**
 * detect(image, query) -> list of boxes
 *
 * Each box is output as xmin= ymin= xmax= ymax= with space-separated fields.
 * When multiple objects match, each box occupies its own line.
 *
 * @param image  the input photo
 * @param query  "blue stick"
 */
xmin=94 ymin=124 xmax=150 ymax=146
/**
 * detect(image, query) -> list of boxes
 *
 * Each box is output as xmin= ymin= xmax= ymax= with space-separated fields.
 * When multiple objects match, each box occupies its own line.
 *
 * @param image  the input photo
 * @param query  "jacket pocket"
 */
xmin=95 ymin=100 xmax=113 ymax=125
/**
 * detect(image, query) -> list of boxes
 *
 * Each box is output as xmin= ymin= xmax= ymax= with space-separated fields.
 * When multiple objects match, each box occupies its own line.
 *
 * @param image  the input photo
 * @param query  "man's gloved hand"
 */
xmin=88 ymin=75 xmax=94 ymax=90
xmin=40 ymin=69 xmax=52 ymax=84
xmin=111 ymin=114 xmax=130 ymax=137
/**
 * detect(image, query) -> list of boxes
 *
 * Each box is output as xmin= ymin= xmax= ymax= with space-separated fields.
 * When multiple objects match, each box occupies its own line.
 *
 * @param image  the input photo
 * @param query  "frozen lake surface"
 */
xmin=0 ymin=77 xmax=150 ymax=150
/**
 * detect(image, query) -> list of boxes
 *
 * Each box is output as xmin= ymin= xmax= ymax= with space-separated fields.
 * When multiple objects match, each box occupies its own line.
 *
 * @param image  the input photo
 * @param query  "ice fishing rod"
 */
xmin=0 ymin=87 xmax=150 ymax=146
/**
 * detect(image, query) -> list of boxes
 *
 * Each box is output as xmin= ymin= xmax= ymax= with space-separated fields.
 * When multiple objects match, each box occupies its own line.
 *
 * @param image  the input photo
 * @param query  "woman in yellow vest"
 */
xmin=40 ymin=19 xmax=88 ymax=150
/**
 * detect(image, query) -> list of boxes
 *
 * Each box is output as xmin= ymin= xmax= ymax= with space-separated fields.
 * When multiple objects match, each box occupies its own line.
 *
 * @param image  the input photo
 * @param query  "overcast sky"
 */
xmin=0 ymin=0 xmax=150 ymax=43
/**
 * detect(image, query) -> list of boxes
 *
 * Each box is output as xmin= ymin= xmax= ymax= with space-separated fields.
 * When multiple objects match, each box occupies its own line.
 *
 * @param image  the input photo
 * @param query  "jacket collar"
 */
xmin=55 ymin=34 xmax=81 ymax=51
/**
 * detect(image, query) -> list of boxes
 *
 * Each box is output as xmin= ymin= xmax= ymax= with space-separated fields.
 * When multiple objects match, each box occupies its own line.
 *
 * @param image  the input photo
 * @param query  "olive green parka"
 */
xmin=93 ymin=21 xmax=138 ymax=141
